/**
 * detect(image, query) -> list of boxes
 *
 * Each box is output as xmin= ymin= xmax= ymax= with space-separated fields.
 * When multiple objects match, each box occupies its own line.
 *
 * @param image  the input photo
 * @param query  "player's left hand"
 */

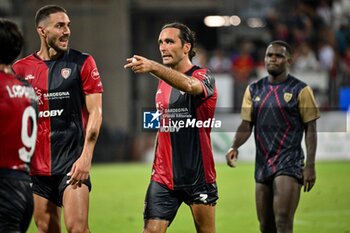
xmin=67 ymin=155 xmax=91 ymax=186
xmin=303 ymin=165 xmax=316 ymax=192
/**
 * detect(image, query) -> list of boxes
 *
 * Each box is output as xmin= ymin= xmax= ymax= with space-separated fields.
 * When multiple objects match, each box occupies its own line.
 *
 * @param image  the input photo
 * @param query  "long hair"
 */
xmin=161 ymin=22 xmax=196 ymax=60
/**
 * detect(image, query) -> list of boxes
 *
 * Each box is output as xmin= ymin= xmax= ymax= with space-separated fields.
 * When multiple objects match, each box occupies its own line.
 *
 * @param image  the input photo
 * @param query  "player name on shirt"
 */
xmin=6 ymin=84 xmax=37 ymax=100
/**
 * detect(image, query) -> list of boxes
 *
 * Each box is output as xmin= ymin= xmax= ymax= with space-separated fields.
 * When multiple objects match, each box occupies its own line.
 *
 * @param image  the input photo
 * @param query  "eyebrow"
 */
xmin=266 ymin=51 xmax=286 ymax=57
xmin=158 ymin=38 xmax=175 ymax=44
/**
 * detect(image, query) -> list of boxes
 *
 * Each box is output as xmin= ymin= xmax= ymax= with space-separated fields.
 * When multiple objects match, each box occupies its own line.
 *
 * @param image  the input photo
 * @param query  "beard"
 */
xmin=47 ymin=36 xmax=68 ymax=53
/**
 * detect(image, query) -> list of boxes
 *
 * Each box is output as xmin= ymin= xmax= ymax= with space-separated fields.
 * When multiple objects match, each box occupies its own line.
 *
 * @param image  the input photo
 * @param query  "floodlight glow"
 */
xmin=204 ymin=15 xmax=228 ymax=27
xmin=229 ymin=15 xmax=241 ymax=26
xmin=247 ymin=17 xmax=266 ymax=28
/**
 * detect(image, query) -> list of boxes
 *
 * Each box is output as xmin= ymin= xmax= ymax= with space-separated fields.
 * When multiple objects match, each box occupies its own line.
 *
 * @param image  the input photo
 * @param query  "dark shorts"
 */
xmin=0 ymin=177 xmax=33 ymax=233
xmin=32 ymin=175 xmax=91 ymax=207
xmin=256 ymin=169 xmax=304 ymax=185
xmin=144 ymin=180 xmax=218 ymax=224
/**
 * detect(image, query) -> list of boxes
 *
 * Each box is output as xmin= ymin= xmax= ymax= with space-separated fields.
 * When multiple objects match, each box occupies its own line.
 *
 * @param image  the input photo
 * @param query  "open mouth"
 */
xmin=59 ymin=37 xmax=69 ymax=46
xmin=162 ymin=54 xmax=172 ymax=59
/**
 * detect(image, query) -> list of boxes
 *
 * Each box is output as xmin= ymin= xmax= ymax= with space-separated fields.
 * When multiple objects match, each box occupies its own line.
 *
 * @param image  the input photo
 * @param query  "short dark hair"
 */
xmin=0 ymin=18 xmax=23 ymax=65
xmin=269 ymin=40 xmax=292 ymax=56
xmin=161 ymin=22 xmax=196 ymax=60
xmin=35 ymin=5 xmax=67 ymax=27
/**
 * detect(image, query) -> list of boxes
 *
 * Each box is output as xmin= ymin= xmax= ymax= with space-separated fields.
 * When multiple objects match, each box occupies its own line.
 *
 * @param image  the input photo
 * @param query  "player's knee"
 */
xmin=143 ymin=227 xmax=159 ymax=233
xmin=35 ymin=221 xmax=49 ymax=233
xmin=65 ymin=219 xmax=89 ymax=233
xmin=259 ymin=222 xmax=276 ymax=233
xmin=34 ymin=216 xmax=60 ymax=233
xmin=142 ymin=220 xmax=168 ymax=233
xmin=274 ymin=213 xmax=293 ymax=232
xmin=258 ymin=218 xmax=277 ymax=233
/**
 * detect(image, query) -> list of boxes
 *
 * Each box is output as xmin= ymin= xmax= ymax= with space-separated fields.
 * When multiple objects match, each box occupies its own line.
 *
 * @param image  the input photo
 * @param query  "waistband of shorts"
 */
xmin=0 ymin=168 xmax=30 ymax=181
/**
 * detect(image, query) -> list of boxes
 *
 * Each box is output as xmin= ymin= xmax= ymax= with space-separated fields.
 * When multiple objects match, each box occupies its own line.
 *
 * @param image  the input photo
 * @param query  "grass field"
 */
xmin=27 ymin=161 xmax=350 ymax=233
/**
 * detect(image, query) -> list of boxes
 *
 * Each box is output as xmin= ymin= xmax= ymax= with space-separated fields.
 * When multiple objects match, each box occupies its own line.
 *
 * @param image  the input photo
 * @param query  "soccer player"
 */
xmin=13 ymin=5 xmax=103 ymax=233
xmin=0 ymin=18 xmax=38 ymax=232
xmin=124 ymin=22 xmax=218 ymax=233
xmin=226 ymin=40 xmax=320 ymax=233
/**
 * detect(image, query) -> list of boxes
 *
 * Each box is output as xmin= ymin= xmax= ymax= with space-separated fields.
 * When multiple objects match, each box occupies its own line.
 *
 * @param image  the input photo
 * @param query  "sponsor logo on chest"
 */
xmin=38 ymin=109 xmax=64 ymax=118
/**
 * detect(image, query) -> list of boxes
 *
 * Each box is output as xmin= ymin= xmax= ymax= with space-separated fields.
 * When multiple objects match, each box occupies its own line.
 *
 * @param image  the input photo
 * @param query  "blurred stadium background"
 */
xmin=2 ymin=0 xmax=349 ymax=163
xmin=2 ymin=0 xmax=350 ymax=232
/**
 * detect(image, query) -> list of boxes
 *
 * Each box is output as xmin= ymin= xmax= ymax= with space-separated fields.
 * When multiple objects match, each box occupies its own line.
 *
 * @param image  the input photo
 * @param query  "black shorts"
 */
xmin=0 ymin=177 xmax=33 ymax=233
xmin=32 ymin=175 xmax=91 ymax=207
xmin=144 ymin=181 xmax=218 ymax=224
xmin=256 ymin=169 xmax=304 ymax=185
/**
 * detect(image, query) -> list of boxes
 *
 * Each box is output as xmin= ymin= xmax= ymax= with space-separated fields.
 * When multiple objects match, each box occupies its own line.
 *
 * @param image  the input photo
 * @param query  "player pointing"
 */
xmin=125 ymin=22 xmax=218 ymax=233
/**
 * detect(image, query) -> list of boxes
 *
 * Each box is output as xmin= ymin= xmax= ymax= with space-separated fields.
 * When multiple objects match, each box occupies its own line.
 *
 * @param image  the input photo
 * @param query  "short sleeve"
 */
xmin=298 ymin=86 xmax=320 ymax=123
xmin=192 ymin=68 xmax=215 ymax=99
xmin=80 ymin=55 xmax=104 ymax=94
xmin=241 ymin=86 xmax=252 ymax=122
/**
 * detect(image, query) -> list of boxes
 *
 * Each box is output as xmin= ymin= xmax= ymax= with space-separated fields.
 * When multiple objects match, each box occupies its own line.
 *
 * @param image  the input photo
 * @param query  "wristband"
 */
xmin=227 ymin=147 xmax=237 ymax=153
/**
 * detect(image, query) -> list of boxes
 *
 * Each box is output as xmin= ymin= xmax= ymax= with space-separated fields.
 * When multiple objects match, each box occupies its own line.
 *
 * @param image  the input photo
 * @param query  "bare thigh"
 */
xmin=63 ymin=184 xmax=90 ymax=233
xmin=272 ymin=176 xmax=301 ymax=230
xmin=33 ymin=194 xmax=61 ymax=233
xmin=143 ymin=219 xmax=169 ymax=233
xmin=190 ymin=203 xmax=216 ymax=233
xmin=255 ymin=183 xmax=276 ymax=233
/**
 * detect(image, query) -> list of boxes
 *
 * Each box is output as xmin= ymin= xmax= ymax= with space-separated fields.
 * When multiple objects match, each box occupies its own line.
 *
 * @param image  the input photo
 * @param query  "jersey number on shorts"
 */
xmin=199 ymin=194 xmax=208 ymax=203
xmin=18 ymin=106 xmax=37 ymax=163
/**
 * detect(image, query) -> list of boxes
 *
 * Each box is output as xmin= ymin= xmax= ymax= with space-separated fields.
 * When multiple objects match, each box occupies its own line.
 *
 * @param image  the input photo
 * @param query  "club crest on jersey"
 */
xmin=61 ymin=68 xmax=71 ymax=79
xmin=284 ymin=92 xmax=293 ymax=103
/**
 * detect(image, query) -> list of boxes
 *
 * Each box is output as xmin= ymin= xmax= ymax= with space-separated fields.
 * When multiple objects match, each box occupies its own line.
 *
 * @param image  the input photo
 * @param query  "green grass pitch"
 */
xmin=27 ymin=161 xmax=350 ymax=233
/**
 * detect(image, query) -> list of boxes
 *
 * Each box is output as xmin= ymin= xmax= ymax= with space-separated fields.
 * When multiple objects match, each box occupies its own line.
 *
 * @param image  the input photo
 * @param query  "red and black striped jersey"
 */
xmin=0 ymin=71 xmax=38 ymax=175
xmin=13 ymin=49 xmax=103 ymax=176
xmin=152 ymin=66 xmax=217 ymax=190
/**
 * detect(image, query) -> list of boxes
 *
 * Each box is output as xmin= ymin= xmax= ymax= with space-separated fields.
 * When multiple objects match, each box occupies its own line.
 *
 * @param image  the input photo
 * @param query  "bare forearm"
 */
xmin=82 ymin=111 xmax=102 ymax=158
xmin=232 ymin=120 xmax=252 ymax=149
xmin=150 ymin=61 xmax=201 ymax=94
xmin=81 ymin=93 xmax=102 ymax=160
xmin=305 ymin=120 xmax=317 ymax=166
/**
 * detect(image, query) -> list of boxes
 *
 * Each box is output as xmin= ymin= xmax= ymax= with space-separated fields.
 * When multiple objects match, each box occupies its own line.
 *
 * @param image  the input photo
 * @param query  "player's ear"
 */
xmin=183 ymin=42 xmax=191 ymax=54
xmin=37 ymin=26 xmax=45 ymax=37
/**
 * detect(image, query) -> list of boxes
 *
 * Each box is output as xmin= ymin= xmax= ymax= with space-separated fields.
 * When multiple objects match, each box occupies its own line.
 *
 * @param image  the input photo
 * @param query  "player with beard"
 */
xmin=225 ymin=40 xmax=320 ymax=233
xmin=125 ymin=22 xmax=218 ymax=233
xmin=13 ymin=5 xmax=103 ymax=233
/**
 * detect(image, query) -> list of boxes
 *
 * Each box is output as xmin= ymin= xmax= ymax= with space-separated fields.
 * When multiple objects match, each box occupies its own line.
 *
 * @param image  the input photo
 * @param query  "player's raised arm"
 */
xmin=125 ymin=55 xmax=203 ymax=95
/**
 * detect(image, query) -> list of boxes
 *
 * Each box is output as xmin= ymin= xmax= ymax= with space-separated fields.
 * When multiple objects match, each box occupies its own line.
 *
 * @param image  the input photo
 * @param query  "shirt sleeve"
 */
xmin=240 ymin=86 xmax=252 ymax=122
xmin=298 ymin=86 xmax=320 ymax=123
xmin=192 ymin=68 xmax=215 ymax=99
xmin=80 ymin=55 xmax=104 ymax=94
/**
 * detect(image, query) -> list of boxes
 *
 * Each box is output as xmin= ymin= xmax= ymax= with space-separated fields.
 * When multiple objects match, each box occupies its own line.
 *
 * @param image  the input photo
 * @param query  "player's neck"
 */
xmin=268 ymin=72 xmax=289 ymax=84
xmin=172 ymin=57 xmax=193 ymax=73
xmin=0 ymin=64 xmax=13 ymax=75
xmin=37 ymin=46 xmax=64 ymax=61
